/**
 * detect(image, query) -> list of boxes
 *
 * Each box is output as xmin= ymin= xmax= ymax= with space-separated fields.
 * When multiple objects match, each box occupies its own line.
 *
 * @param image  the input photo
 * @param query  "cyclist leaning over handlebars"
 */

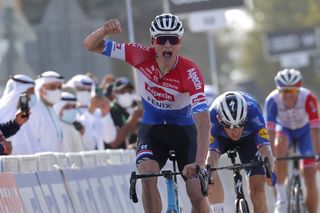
xmin=207 ymin=91 xmax=276 ymax=213
xmin=83 ymin=13 xmax=211 ymax=213
xmin=265 ymin=68 xmax=320 ymax=213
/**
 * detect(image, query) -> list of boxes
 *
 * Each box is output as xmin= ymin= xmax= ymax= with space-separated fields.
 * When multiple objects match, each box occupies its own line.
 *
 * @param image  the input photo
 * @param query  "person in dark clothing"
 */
xmin=105 ymin=77 xmax=143 ymax=149
xmin=0 ymin=110 xmax=30 ymax=155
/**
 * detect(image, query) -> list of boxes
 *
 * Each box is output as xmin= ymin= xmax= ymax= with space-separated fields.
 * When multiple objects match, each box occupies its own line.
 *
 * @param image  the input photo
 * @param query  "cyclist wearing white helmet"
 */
xmin=207 ymin=91 xmax=276 ymax=213
xmin=84 ymin=14 xmax=211 ymax=212
xmin=265 ymin=69 xmax=320 ymax=213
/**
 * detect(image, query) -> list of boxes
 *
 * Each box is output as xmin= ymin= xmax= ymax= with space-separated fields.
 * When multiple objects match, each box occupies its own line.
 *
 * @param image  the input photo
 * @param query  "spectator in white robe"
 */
xmin=65 ymin=74 xmax=117 ymax=150
xmin=0 ymin=75 xmax=40 ymax=155
xmin=28 ymin=71 xmax=64 ymax=152
xmin=53 ymin=92 xmax=86 ymax=152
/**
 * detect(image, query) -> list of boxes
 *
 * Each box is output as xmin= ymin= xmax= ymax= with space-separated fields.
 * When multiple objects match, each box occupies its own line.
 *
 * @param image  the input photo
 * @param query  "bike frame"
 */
xmin=130 ymin=150 xmax=208 ymax=212
xmin=209 ymin=147 xmax=271 ymax=213
xmin=163 ymin=170 xmax=180 ymax=212
xmin=276 ymin=140 xmax=310 ymax=213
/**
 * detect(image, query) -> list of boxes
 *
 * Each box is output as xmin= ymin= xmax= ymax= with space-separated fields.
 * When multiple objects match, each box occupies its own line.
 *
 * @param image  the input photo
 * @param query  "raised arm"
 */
xmin=83 ymin=18 xmax=122 ymax=53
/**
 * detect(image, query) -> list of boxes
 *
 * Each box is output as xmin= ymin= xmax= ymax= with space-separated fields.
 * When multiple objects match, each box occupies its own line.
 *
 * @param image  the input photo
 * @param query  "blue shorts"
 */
xmin=214 ymin=134 xmax=265 ymax=176
xmin=276 ymin=124 xmax=314 ymax=156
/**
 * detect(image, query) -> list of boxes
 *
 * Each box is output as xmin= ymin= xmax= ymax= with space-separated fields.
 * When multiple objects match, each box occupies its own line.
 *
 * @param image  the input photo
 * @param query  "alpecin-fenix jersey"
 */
xmin=102 ymin=40 xmax=208 ymax=125
xmin=265 ymin=87 xmax=320 ymax=130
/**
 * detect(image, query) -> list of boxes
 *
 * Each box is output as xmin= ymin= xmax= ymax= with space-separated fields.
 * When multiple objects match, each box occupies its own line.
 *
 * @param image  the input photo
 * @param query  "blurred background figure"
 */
xmin=0 ymin=74 xmax=40 ymax=155
xmin=204 ymin=84 xmax=218 ymax=107
xmin=54 ymin=91 xmax=86 ymax=152
xmin=106 ymin=77 xmax=143 ymax=149
xmin=66 ymin=74 xmax=117 ymax=150
xmin=66 ymin=74 xmax=93 ymax=114
xmin=29 ymin=71 xmax=64 ymax=152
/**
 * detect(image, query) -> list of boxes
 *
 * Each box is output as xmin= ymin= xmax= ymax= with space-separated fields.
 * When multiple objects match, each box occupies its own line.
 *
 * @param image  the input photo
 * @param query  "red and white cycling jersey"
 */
xmin=102 ymin=40 xmax=208 ymax=125
xmin=265 ymin=87 xmax=320 ymax=130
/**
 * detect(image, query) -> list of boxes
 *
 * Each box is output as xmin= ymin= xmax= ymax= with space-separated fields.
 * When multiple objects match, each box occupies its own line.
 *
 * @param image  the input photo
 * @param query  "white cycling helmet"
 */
xmin=274 ymin=68 xmax=303 ymax=88
xmin=150 ymin=13 xmax=184 ymax=38
xmin=217 ymin=92 xmax=247 ymax=129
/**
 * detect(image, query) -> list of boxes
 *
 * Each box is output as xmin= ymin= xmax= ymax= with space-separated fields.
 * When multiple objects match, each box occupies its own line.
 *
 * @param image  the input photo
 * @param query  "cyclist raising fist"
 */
xmin=265 ymin=68 xmax=319 ymax=213
xmin=84 ymin=14 xmax=211 ymax=213
xmin=207 ymin=91 xmax=276 ymax=213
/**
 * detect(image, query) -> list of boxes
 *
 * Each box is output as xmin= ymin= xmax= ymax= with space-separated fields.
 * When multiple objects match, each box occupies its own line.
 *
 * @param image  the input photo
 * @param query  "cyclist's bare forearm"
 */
xmin=259 ymin=145 xmax=274 ymax=170
xmin=83 ymin=18 xmax=122 ymax=53
xmin=267 ymin=129 xmax=276 ymax=154
xmin=194 ymin=111 xmax=211 ymax=166
xmin=83 ymin=27 xmax=106 ymax=53
xmin=310 ymin=127 xmax=320 ymax=154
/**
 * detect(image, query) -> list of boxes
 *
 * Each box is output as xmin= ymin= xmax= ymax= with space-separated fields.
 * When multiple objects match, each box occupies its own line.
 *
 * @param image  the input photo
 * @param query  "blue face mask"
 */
xmin=61 ymin=109 xmax=77 ymax=123
xmin=28 ymin=94 xmax=37 ymax=108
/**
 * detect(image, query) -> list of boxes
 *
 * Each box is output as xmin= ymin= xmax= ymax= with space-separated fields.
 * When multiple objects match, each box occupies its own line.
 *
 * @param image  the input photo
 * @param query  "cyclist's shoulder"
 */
xmin=177 ymin=56 xmax=200 ymax=70
xmin=265 ymin=89 xmax=279 ymax=101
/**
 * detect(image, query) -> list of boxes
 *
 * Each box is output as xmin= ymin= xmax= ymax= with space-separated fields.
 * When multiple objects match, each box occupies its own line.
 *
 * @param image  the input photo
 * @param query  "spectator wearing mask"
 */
xmin=28 ymin=71 xmax=64 ymax=152
xmin=66 ymin=74 xmax=117 ymax=150
xmin=54 ymin=92 xmax=86 ymax=152
xmin=107 ymin=77 xmax=143 ymax=149
xmin=0 ymin=75 xmax=39 ymax=155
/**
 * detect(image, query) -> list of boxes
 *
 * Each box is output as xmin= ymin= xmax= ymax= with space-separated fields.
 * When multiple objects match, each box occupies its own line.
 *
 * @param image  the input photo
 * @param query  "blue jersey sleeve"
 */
xmin=248 ymin=104 xmax=271 ymax=148
xmin=265 ymin=96 xmax=278 ymax=128
xmin=209 ymin=108 xmax=221 ymax=152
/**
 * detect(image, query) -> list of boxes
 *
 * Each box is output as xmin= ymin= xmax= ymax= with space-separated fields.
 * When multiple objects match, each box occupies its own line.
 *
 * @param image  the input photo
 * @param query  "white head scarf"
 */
xmin=0 ymin=75 xmax=35 ymax=122
xmin=65 ymin=74 xmax=93 ymax=90
xmin=35 ymin=71 xmax=64 ymax=95
xmin=53 ymin=92 xmax=77 ymax=116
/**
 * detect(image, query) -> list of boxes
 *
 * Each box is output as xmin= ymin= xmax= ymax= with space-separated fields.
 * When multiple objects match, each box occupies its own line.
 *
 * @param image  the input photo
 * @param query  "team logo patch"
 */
xmin=210 ymin=136 xmax=215 ymax=144
xmin=192 ymin=94 xmax=206 ymax=105
xmin=145 ymin=83 xmax=175 ymax=101
xmin=258 ymin=128 xmax=270 ymax=140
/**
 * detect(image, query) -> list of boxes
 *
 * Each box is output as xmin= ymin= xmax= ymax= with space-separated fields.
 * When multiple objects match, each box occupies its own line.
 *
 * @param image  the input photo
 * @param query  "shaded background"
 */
xmin=1 ymin=0 xmax=320 ymax=105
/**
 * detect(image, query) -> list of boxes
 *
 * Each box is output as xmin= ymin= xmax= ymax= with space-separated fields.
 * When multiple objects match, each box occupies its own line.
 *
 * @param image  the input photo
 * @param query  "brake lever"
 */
xmin=129 ymin=171 xmax=138 ymax=203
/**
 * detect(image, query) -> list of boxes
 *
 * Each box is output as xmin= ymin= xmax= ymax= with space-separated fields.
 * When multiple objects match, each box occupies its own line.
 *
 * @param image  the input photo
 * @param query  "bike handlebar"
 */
xmin=196 ymin=165 xmax=208 ymax=197
xmin=129 ymin=166 xmax=209 ymax=203
xmin=276 ymin=154 xmax=320 ymax=161
xmin=207 ymin=157 xmax=276 ymax=184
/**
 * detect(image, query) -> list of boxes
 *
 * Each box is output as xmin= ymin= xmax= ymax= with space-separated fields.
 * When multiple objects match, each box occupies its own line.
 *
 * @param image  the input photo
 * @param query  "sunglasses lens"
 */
xmin=155 ymin=36 xmax=180 ymax=45
xmin=280 ymin=88 xmax=298 ymax=94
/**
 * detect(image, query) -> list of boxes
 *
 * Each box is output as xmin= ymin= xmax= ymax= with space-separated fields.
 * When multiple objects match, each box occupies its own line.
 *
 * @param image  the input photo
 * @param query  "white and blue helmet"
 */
xmin=275 ymin=68 xmax=303 ymax=89
xmin=150 ymin=13 xmax=184 ymax=38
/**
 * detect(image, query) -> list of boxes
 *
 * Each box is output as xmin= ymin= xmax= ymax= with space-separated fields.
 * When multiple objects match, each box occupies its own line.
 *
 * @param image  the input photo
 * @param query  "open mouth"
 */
xmin=162 ymin=51 xmax=172 ymax=59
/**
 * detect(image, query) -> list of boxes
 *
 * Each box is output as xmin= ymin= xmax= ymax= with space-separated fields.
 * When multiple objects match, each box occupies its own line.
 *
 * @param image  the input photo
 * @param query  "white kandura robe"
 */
xmin=0 ymin=76 xmax=41 ymax=155
xmin=78 ymin=109 xmax=117 ymax=150
xmin=28 ymin=100 xmax=63 ymax=152
xmin=59 ymin=121 xmax=86 ymax=152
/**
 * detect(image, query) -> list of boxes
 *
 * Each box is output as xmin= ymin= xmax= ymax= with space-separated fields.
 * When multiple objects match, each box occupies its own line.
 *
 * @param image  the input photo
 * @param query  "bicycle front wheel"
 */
xmin=236 ymin=199 xmax=250 ymax=213
xmin=288 ymin=177 xmax=307 ymax=213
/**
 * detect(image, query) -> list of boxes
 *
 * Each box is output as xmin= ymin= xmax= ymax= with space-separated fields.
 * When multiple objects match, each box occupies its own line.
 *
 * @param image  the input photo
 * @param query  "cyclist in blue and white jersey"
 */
xmin=265 ymin=69 xmax=320 ymax=213
xmin=207 ymin=91 xmax=276 ymax=213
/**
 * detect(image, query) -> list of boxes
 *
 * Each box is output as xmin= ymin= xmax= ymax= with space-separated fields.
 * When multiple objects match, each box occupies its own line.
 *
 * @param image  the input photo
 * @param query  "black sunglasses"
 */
xmin=153 ymin=36 xmax=181 ymax=45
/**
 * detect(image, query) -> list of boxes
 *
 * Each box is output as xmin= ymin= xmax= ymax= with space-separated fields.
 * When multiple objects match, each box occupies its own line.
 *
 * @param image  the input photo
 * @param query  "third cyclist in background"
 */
xmin=265 ymin=68 xmax=320 ymax=213
xmin=207 ymin=91 xmax=276 ymax=213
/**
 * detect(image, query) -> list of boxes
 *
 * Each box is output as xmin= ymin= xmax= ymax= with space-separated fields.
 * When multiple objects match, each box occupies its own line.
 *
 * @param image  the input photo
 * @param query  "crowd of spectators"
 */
xmin=0 ymin=71 xmax=143 ymax=155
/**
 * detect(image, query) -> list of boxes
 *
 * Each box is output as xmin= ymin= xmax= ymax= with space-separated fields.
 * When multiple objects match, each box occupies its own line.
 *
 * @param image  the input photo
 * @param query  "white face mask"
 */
xmin=28 ymin=94 xmax=37 ymax=108
xmin=44 ymin=89 xmax=61 ymax=105
xmin=116 ymin=92 xmax=134 ymax=108
xmin=77 ymin=91 xmax=91 ymax=106
xmin=61 ymin=109 xmax=77 ymax=123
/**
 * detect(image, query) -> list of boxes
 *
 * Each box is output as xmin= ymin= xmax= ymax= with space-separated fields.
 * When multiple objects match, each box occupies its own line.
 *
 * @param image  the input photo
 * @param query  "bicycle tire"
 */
xmin=236 ymin=199 xmax=250 ymax=213
xmin=288 ymin=177 xmax=308 ymax=213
